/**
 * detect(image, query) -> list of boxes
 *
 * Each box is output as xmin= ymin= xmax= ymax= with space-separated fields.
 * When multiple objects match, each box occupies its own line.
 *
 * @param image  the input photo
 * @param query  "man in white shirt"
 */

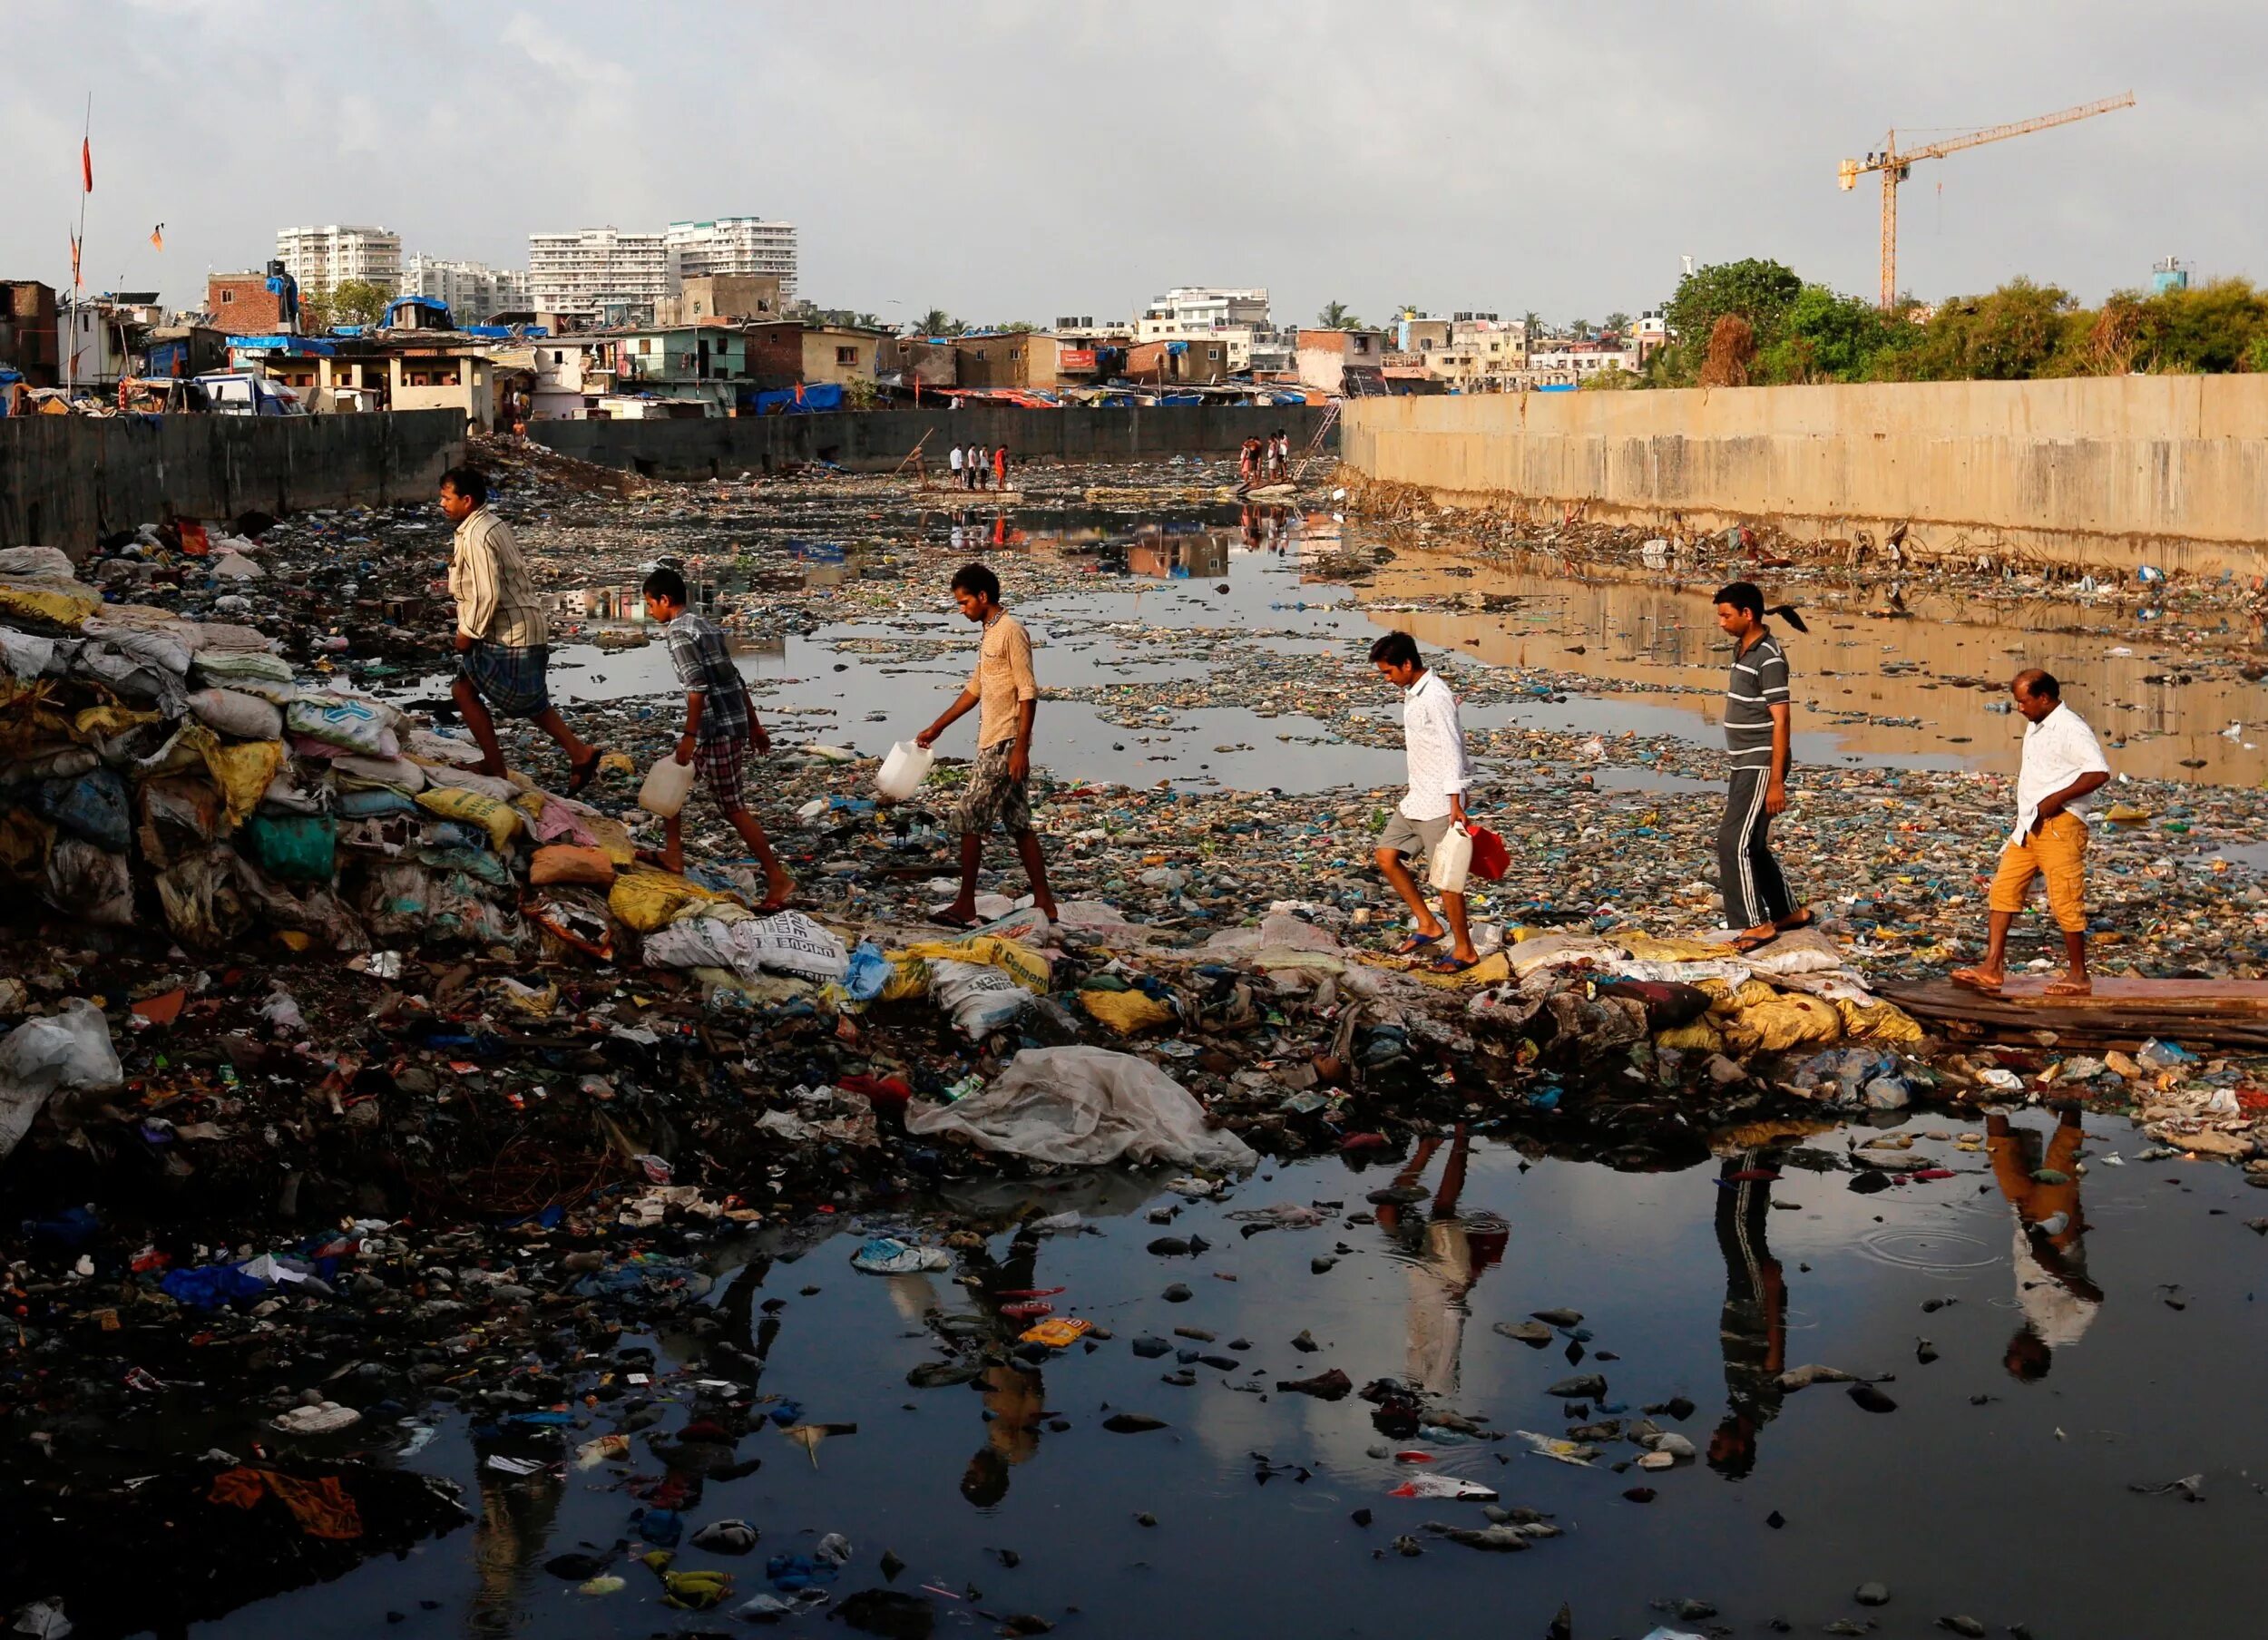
xmin=1952 ymin=669 xmax=2110 ymax=996
xmin=1370 ymin=630 xmax=1479 ymax=971
xmin=948 ymin=443 xmax=964 ymax=487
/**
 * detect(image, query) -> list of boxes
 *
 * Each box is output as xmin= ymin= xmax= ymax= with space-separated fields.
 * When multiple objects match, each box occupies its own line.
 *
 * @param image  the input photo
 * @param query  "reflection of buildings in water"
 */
xmin=1709 ymin=1148 xmax=1788 ymax=1480
xmin=1988 ymin=1109 xmax=2101 ymax=1381
xmin=1374 ymin=1126 xmax=1506 ymax=1397
xmin=1126 ymin=531 xmax=1229 ymax=581
xmin=468 ymin=1467 xmax=565 ymax=1636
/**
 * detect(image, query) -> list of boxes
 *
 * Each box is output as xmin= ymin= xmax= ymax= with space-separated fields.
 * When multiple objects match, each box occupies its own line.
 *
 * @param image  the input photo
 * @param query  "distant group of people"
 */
xmin=948 ymin=442 xmax=1011 ymax=492
xmin=1237 ymin=429 xmax=1294 ymax=489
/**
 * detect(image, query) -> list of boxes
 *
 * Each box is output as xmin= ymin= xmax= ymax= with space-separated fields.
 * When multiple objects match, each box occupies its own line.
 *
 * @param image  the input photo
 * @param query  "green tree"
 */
xmin=915 ymin=308 xmax=960 ymax=336
xmin=1759 ymin=284 xmax=1906 ymax=383
xmin=1567 ymin=317 xmax=1593 ymax=339
xmin=1520 ymin=309 xmax=1543 ymax=339
xmin=1316 ymin=299 xmax=1364 ymax=330
xmin=1602 ymin=310 xmax=1631 ymax=336
xmin=331 ymin=278 xmax=391 ymax=327
xmin=1901 ymin=278 xmax=2077 ymax=381
xmin=1663 ymin=259 xmax=1802 ymax=347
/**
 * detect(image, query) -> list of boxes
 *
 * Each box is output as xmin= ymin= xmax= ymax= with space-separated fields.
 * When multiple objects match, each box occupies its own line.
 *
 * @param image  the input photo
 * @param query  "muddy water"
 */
xmin=1366 ymin=545 xmax=2268 ymax=786
xmin=193 ymin=1114 xmax=2268 ymax=1639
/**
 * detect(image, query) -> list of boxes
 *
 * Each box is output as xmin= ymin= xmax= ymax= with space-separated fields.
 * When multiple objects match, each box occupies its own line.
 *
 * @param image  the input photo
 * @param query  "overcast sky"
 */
xmin=4 ymin=0 xmax=2260 ymax=327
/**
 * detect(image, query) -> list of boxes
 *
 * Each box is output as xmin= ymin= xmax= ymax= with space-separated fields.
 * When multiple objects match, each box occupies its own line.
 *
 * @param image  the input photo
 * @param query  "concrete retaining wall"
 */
xmin=528 ymin=404 xmax=1335 ymax=478
xmin=0 ymin=410 xmax=466 ymax=554
xmin=1342 ymin=378 xmax=2268 ymax=575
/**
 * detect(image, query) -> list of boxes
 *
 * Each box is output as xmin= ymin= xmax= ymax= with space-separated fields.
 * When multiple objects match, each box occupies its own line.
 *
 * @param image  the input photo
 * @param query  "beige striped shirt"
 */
xmin=449 ymin=506 xmax=547 ymax=647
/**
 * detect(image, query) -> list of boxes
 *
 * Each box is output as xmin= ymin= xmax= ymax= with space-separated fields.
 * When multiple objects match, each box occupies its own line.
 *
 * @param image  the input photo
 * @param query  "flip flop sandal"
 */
xmin=567 ymin=749 xmax=604 ymax=796
xmin=1390 ymin=932 xmax=1443 ymax=957
xmin=929 ymin=909 xmax=980 ymax=931
xmin=1425 ymin=956 xmax=1477 ymax=975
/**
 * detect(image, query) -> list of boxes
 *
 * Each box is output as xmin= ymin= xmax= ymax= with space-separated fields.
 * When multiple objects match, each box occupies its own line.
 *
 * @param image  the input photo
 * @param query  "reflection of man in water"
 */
xmin=1374 ymin=1125 xmax=1507 ymax=1397
xmin=1708 ymin=1149 xmax=1788 ymax=1479
xmin=1988 ymin=1108 xmax=2101 ymax=1381
xmin=957 ymin=1229 xmax=1050 ymax=1508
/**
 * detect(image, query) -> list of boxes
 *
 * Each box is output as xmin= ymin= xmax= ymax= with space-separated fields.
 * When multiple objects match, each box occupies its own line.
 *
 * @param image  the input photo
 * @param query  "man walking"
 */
xmin=948 ymin=442 xmax=964 ymax=488
xmin=1369 ymin=630 xmax=1479 ymax=971
xmin=1951 ymin=669 xmax=2109 ymax=996
xmin=438 ymin=465 xmax=601 ymax=791
xmin=915 ymin=562 xmax=1058 ymax=926
xmin=1714 ymin=581 xmax=1810 ymax=952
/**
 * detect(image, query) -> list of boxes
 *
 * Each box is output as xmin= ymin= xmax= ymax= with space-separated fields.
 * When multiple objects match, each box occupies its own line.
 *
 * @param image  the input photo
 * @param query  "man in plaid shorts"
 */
xmin=641 ymin=566 xmax=794 ymax=910
xmin=914 ymin=562 xmax=1059 ymax=926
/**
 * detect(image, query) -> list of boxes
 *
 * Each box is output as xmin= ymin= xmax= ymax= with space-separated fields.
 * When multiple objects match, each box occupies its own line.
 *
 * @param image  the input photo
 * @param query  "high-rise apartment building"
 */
xmin=403 ymin=257 xmax=530 ymax=325
xmin=274 ymin=225 xmax=403 ymax=298
xmin=527 ymin=229 xmax=674 ymax=322
xmin=665 ymin=218 xmax=797 ymax=299
xmin=1135 ymin=287 xmax=1271 ymax=338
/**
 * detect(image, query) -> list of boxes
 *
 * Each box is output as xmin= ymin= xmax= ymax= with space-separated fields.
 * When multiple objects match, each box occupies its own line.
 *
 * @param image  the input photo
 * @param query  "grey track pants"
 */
xmin=1720 ymin=766 xmax=1794 ymax=929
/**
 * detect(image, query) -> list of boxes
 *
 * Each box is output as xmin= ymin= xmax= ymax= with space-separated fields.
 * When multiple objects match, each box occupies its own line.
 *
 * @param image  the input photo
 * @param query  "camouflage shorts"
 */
xmin=953 ymin=739 xmax=1032 ymax=835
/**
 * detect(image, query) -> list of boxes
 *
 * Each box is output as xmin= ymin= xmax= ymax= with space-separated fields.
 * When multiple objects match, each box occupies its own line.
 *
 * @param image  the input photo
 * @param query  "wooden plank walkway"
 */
xmin=1880 ymin=976 xmax=2268 ymax=1050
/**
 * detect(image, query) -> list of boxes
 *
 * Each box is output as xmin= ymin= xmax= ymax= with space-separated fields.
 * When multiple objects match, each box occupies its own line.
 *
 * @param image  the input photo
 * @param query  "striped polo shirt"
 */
xmin=1725 ymin=630 xmax=1791 ymax=770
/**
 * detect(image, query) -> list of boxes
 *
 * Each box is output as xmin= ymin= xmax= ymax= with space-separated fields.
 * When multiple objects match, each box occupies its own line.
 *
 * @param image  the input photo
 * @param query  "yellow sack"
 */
xmin=880 ymin=953 xmax=931 ymax=1002
xmin=0 ymin=582 xmax=101 ymax=629
xmin=184 ymin=727 xmax=282 ymax=826
xmin=580 ymin=813 xmax=638 ymax=867
xmin=416 ymin=786 xmax=525 ymax=852
xmin=903 ymin=934 xmax=1051 ymax=993
xmin=1406 ymin=949 xmax=1513 ymax=991
xmin=1081 ymin=987 xmax=1177 ymax=1034
xmin=609 ymin=866 xmax=731 ymax=935
xmin=73 ymin=704 xmax=161 ymax=741
xmin=1620 ymin=933 xmax=1735 ymax=962
xmin=1710 ymin=978 xmax=1781 ymax=1016
xmin=1723 ymin=994 xmax=1843 ymax=1054
xmin=1655 ymin=1020 xmax=1726 ymax=1053
xmin=1838 ymin=996 xmax=1925 ymax=1043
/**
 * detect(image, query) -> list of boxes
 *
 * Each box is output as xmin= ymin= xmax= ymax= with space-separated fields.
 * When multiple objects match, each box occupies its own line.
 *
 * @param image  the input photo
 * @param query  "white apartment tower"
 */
xmin=403 ymin=257 xmax=531 ymax=325
xmin=275 ymin=224 xmax=403 ymax=298
xmin=666 ymin=218 xmax=798 ymax=299
xmin=527 ymin=229 xmax=674 ymax=321
xmin=1136 ymin=287 xmax=1271 ymax=337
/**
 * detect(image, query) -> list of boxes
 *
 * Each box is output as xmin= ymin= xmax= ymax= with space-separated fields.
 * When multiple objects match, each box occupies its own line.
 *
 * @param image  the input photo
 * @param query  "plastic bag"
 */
xmin=875 ymin=740 xmax=934 ymax=802
xmin=43 ymin=837 xmax=133 ymax=926
xmin=1465 ymin=823 xmax=1510 ymax=881
xmin=1428 ymin=823 xmax=1474 ymax=893
xmin=610 ymin=868 xmax=728 ymax=934
xmin=929 ymin=959 xmax=1031 ymax=1039
xmin=1081 ymin=987 xmax=1177 ymax=1035
xmin=902 ymin=933 xmax=1051 ymax=992
xmin=639 ymin=755 xmax=695 ymax=818
xmin=905 ymin=1046 xmax=1256 ymax=1169
xmin=35 ymin=769 xmax=131 ymax=851
xmin=0 ymin=998 xmax=123 ymax=1157
xmin=844 ymin=942 xmax=892 ymax=1002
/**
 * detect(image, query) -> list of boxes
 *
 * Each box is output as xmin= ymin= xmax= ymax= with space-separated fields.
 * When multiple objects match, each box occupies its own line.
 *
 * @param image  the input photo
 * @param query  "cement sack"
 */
xmin=333 ymin=753 xmax=426 ymax=791
xmin=82 ymin=620 xmax=191 ymax=677
xmin=640 ymin=917 xmax=744 ymax=973
xmin=416 ymin=761 xmax=521 ymax=803
xmin=210 ymin=552 xmax=264 ymax=581
xmin=741 ymin=911 xmax=849 ymax=982
xmin=906 ymin=1046 xmax=1256 ymax=1170
xmin=43 ymin=837 xmax=133 ymax=927
xmin=35 ymin=769 xmax=132 ymax=852
xmin=288 ymin=694 xmax=398 ymax=756
xmin=188 ymin=687 xmax=283 ymax=742
xmin=181 ymin=620 xmax=278 ymax=655
xmin=0 ymin=630 xmax=58 ymax=680
xmin=0 ymin=999 xmax=123 ymax=1158
xmin=0 ymin=546 xmax=76 ymax=581
xmin=929 ymin=959 xmax=1031 ymax=1039
xmin=1709 ymin=925 xmax=1848 ymax=976
xmin=190 ymin=649 xmax=294 ymax=687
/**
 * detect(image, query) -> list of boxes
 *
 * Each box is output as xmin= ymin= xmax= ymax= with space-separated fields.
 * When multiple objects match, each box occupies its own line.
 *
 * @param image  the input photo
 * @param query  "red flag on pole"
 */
xmin=81 ymin=137 xmax=92 ymax=192
xmin=150 ymin=223 xmax=164 ymax=250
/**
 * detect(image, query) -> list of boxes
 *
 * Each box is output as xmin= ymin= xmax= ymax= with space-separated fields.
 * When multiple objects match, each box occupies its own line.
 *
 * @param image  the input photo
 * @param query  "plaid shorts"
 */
xmin=458 ymin=639 xmax=551 ymax=719
xmin=693 ymin=732 xmax=749 ymax=812
xmin=953 ymin=739 xmax=1032 ymax=835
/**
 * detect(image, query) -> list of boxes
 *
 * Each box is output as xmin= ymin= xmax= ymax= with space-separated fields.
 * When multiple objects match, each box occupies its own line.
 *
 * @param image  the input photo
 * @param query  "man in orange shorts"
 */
xmin=1952 ymin=669 xmax=2109 ymax=996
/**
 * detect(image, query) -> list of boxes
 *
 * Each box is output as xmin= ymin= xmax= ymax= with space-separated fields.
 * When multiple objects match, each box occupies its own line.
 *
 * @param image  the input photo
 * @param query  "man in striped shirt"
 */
xmin=1715 ymin=581 xmax=1812 ymax=952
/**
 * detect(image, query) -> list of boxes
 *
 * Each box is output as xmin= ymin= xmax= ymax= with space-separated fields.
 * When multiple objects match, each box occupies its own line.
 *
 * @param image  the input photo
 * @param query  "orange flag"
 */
xmin=150 ymin=223 xmax=164 ymax=250
xmin=81 ymin=137 xmax=92 ymax=193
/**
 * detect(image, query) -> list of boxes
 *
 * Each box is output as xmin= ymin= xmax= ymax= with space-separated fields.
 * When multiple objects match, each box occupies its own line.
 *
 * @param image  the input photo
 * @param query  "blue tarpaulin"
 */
xmin=745 ymin=383 xmax=846 ymax=414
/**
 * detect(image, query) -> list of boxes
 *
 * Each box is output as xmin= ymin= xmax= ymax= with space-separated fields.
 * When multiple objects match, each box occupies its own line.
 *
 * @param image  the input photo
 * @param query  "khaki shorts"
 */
xmin=1378 ymin=809 xmax=1452 ymax=861
xmin=1989 ymin=812 xmax=2087 ymax=933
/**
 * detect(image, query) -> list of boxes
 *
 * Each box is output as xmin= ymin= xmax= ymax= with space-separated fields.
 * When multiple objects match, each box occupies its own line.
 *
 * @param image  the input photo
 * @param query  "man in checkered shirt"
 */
xmin=641 ymin=566 xmax=793 ymax=910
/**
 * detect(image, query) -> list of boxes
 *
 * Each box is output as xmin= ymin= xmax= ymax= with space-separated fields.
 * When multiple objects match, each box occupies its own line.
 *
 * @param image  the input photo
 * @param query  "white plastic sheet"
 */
xmin=0 ymin=999 xmax=123 ymax=1158
xmin=906 ymin=1046 xmax=1256 ymax=1169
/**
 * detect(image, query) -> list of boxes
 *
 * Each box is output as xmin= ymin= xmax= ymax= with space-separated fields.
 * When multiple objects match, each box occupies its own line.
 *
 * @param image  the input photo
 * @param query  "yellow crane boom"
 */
xmin=1839 ymin=92 xmax=2135 ymax=310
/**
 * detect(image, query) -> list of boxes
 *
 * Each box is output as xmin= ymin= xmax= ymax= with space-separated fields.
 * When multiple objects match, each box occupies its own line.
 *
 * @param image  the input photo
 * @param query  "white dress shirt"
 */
xmin=2010 ymin=702 xmax=2109 ymax=845
xmin=1398 ymin=669 xmax=1472 ymax=821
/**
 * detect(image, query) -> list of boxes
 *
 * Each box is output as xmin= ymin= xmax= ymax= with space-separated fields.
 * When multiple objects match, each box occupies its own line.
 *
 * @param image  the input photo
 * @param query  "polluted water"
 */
xmin=5 ymin=444 xmax=2268 ymax=1637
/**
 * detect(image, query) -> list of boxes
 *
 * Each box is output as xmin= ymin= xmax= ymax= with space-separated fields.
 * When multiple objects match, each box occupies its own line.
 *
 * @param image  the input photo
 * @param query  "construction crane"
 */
xmin=1839 ymin=92 xmax=2135 ymax=310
